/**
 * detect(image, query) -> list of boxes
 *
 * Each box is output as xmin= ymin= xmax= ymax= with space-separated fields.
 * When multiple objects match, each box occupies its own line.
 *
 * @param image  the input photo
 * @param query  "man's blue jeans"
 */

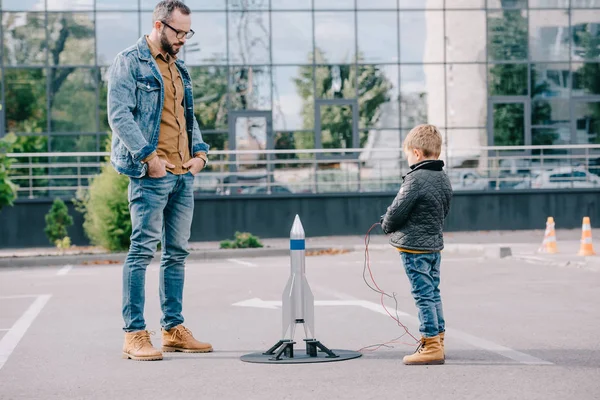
xmin=122 ymin=172 xmax=194 ymax=332
xmin=400 ymin=252 xmax=445 ymax=338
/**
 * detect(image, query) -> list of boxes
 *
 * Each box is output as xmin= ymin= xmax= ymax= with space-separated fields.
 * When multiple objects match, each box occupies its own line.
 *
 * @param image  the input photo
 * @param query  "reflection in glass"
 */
xmin=445 ymin=0 xmax=485 ymax=8
xmin=203 ymin=133 xmax=229 ymax=151
xmin=48 ymin=13 xmax=95 ymax=65
xmin=314 ymin=0 xmax=354 ymax=9
xmin=358 ymin=65 xmax=398 ymax=129
xmin=273 ymin=67 xmax=311 ymax=130
xmin=488 ymin=10 xmax=527 ymax=61
xmin=314 ymin=64 xmax=356 ymax=99
xmin=184 ymin=0 xmax=226 ymax=9
xmin=271 ymin=0 xmax=312 ymax=9
xmin=401 ymin=65 xmax=445 ymax=129
xmin=487 ymin=0 xmax=527 ymax=7
xmin=358 ymin=0 xmax=397 ymax=9
xmin=98 ymin=68 xmax=110 ymax=133
xmin=96 ymin=13 xmax=139 ymax=66
xmin=230 ymin=66 xmax=271 ymax=110
xmin=319 ymin=104 xmax=353 ymax=149
xmin=5 ymin=69 xmax=47 ymax=133
xmin=47 ymin=0 xmax=93 ymax=10
xmin=489 ymin=64 xmax=527 ymax=96
xmin=272 ymin=12 xmax=313 ymax=65
xmin=314 ymin=12 xmax=355 ymax=64
xmin=532 ymin=127 xmax=570 ymax=146
xmin=400 ymin=11 xmax=444 ymax=63
xmin=445 ymin=11 xmax=486 ymax=62
xmin=96 ymin=0 xmax=139 ymax=10
xmin=50 ymin=134 xmax=98 ymax=152
xmin=531 ymin=64 xmax=570 ymax=126
xmin=188 ymin=66 xmax=229 ymax=130
xmin=572 ymin=0 xmax=600 ymax=7
xmin=573 ymin=101 xmax=600 ymax=144
xmin=184 ymin=12 xmax=226 ymax=65
xmin=50 ymin=68 xmax=97 ymax=133
xmin=358 ymin=12 xmax=398 ymax=63
xmin=2 ymin=13 xmax=46 ymax=65
xmin=529 ymin=0 xmax=569 ymax=7
xmin=529 ymin=10 xmax=569 ymax=62
xmin=572 ymin=11 xmax=600 ymax=61
xmin=229 ymin=12 xmax=270 ymax=64
xmin=493 ymin=103 xmax=525 ymax=146
xmin=447 ymin=64 xmax=487 ymax=128
xmin=399 ymin=0 xmax=443 ymax=8
xmin=228 ymin=0 xmax=268 ymax=10
xmin=572 ymin=63 xmax=600 ymax=96
xmin=2 ymin=0 xmax=44 ymax=11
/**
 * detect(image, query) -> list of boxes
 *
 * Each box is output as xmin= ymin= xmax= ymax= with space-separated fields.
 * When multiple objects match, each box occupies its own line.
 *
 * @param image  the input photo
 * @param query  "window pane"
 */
xmin=446 ymin=129 xmax=487 ymax=156
xmin=271 ymin=0 xmax=312 ymax=9
xmin=531 ymin=63 xmax=570 ymax=126
xmin=96 ymin=13 xmax=140 ymax=66
xmin=141 ymin=0 xmax=161 ymax=11
xmin=400 ymin=65 xmax=445 ymax=128
xmin=445 ymin=11 xmax=486 ymax=62
xmin=488 ymin=10 xmax=527 ymax=61
xmin=315 ymin=65 xmax=357 ymax=99
xmin=48 ymin=13 xmax=95 ymax=65
xmin=572 ymin=0 xmax=600 ymax=7
xmin=529 ymin=10 xmax=569 ymax=62
xmin=572 ymin=63 xmax=600 ymax=96
xmin=184 ymin=12 xmax=226 ymax=65
xmin=229 ymin=66 xmax=271 ymax=110
xmin=47 ymin=0 xmax=93 ymax=11
xmin=401 ymin=11 xmax=444 ymax=63
xmin=315 ymin=12 xmax=355 ymax=64
xmin=96 ymin=0 xmax=139 ymax=10
xmin=5 ymin=69 xmax=47 ymax=133
xmin=50 ymin=135 xmax=98 ymax=152
xmin=358 ymin=12 xmax=398 ymax=63
xmin=445 ymin=0 xmax=484 ymax=8
xmin=399 ymin=0 xmax=443 ymax=8
xmin=447 ymin=64 xmax=487 ymax=128
xmin=572 ymin=10 xmax=600 ymax=62
xmin=229 ymin=12 xmax=270 ymax=64
xmin=489 ymin=64 xmax=528 ymax=96
xmin=314 ymin=0 xmax=354 ymax=9
xmin=493 ymin=103 xmax=524 ymax=146
xmin=488 ymin=0 xmax=527 ymax=8
xmin=185 ymin=0 xmax=226 ymax=9
xmin=529 ymin=0 xmax=569 ymax=7
xmin=358 ymin=0 xmax=397 ymax=8
xmin=272 ymin=12 xmax=313 ymax=65
xmin=227 ymin=0 xmax=267 ymax=9
xmin=273 ymin=66 xmax=312 ymax=130
xmin=319 ymin=104 xmax=353 ymax=149
xmin=202 ymin=133 xmax=228 ymax=151
xmin=573 ymin=102 xmax=600 ymax=144
xmin=358 ymin=65 xmax=398 ymax=129
xmin=2 ymin=13 xmax=46 ymax=65
xmin=189 ymin=66 xmax=229 ymax=130
xmin=532 ymin=127 xmax=570 ymax=146
xmin=1 ymin=0 xmax=44 ymax=11
xmin=98 ymin=68 xmax=110 ymax=133
xmin=50 ymin=68 xmax=97 ymax=133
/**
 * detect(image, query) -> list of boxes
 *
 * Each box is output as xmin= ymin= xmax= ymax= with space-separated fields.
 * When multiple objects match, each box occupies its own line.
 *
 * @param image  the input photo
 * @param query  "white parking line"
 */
xmin=0 ymin=295 xmax=39 ymax=300
xmin=311 ymin=286 xmax=553 ymax=366
xmin=56 ymin=265 xmax=73 ymax=276
xmin=0 ymin=294 xmax=52 ymax=371
xmin=227 ymin=259 xmax=257 ymax=267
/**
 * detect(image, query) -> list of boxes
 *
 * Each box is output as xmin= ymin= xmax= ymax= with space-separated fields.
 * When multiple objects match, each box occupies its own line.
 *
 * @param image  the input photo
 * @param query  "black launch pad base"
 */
xmin=240 ymin=339 xmax=362 ymax=364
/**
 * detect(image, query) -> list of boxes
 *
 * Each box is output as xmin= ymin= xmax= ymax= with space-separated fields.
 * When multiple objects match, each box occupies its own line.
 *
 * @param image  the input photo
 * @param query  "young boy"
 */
xmin=380 ymin=124 xmax=452 ymax=365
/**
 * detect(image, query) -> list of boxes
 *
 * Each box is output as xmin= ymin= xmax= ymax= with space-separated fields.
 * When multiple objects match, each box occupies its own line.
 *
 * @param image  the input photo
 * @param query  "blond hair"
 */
xmin=403 ymin=124 xmax=442 ymax=158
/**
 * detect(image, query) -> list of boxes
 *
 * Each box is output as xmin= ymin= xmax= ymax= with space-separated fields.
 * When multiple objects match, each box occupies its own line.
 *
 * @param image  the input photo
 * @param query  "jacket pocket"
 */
xmin=136 ymin=80 xmax=160 ymax=114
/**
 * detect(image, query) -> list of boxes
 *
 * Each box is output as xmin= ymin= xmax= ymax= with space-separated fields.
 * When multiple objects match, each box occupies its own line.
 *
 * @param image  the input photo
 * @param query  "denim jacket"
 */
xmin=107 ymin=36 xmax=209 ymax=178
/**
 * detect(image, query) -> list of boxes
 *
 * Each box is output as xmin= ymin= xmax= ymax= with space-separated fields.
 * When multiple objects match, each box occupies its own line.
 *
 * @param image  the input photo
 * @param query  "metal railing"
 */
xmin=6 ymin=145 xmax=600 ymax=199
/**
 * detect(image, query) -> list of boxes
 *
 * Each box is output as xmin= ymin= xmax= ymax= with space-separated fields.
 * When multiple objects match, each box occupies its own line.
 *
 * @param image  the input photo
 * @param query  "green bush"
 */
xmin=0 ymin=133 xmax=18 ymax=212
xmin=44 ymin=198 xmax=74 ymax=246
xmin=75 ymin=164 xmax=131 ymax=252
xmin=220 ymin=232 xmax=264 ymax=249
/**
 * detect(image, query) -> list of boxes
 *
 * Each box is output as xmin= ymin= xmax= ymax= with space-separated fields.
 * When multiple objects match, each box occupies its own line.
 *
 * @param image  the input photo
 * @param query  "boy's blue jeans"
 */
xmin=400 ymin=252 xmax=445 ymax=338
xmin=122 ymin=172 xmax=195 ymax=332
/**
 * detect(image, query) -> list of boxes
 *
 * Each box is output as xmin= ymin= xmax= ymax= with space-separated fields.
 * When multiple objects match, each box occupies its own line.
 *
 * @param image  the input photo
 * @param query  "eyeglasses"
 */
xmin=161 ymin=21 xmax=195 ymax=40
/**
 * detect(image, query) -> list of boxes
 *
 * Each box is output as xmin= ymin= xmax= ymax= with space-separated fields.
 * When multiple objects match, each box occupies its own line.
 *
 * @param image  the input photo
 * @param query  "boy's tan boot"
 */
xmin=162 ymin=325 xmax=213 ymax=353
xmin=122 ymin=330 xmax=163 ymax=361
xmin=403 ymin=335 xmax=445 ymax=365
xmin=440 ymin=331 xmax=445 ymax=358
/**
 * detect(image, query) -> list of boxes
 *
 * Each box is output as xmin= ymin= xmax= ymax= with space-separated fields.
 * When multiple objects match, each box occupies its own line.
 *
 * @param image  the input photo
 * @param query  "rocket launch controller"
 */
xmin=240 ymin=215 xmax=362 ymax=364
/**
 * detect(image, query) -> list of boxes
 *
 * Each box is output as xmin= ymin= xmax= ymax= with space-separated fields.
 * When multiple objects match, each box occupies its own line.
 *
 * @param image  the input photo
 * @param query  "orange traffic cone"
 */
xmin=578 ymin=217 xmax=596 ymax=256
xmin=539 ymin=217 xmax=558 ymax=254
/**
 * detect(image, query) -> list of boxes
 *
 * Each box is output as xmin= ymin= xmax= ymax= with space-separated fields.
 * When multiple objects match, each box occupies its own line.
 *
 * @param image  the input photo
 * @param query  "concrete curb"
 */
xmin=0 ymin=242 xmax=518 ymax=269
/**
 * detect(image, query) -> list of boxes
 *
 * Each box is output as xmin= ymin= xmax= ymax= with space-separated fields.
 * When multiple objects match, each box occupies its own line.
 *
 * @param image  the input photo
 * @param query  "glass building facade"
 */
xmin=1 ymin=0 xmax=599 ymax=165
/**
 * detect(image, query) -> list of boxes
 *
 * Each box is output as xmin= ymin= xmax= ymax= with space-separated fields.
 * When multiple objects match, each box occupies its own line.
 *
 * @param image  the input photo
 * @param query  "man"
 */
xmin=107 ymin=0 xmax=212 ymax=361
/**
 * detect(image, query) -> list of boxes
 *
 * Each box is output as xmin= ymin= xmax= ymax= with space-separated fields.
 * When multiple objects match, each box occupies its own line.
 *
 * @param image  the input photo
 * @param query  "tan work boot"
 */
xmin=122 ymin=330 xmax=163 ymax=361
xmin=440 ymin=331 xmax=445 ymax=358
xmin=162 ymin=325 xmax=213 ymax=353
xmin=403 ymin=335 xmax=445 ymax=365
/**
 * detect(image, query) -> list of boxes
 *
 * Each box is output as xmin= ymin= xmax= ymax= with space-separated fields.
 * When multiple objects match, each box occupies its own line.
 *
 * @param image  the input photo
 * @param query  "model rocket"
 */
xmin=281 ymin=214 xmax=315 ymax=341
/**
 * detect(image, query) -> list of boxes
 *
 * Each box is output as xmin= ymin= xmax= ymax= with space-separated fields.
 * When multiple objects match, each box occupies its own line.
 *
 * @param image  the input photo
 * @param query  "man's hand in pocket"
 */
xmin=147 ymin=157 xmax=175 ymax=178
xmin=183 ymin=157 xmax=206 ymax=176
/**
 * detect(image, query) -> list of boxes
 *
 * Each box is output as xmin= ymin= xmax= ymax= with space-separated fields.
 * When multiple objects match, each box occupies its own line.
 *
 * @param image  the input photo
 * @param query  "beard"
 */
xmin=160 ymin=30 xmax=183 ymax=57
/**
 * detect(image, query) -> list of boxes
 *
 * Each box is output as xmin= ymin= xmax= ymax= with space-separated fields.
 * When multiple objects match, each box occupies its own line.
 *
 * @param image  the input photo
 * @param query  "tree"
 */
xmin=44 ymin=198 xmax=74 ymax=246
xmin=294 ymin=49 xmax=393 ymax=150
xmin=0 ymin=134 xmax=18 ymax=212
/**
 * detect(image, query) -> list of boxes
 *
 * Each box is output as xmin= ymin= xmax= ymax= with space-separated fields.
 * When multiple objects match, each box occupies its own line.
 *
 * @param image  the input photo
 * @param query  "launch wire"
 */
xmin=359 ymin=222 xmax=420 ymax=352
